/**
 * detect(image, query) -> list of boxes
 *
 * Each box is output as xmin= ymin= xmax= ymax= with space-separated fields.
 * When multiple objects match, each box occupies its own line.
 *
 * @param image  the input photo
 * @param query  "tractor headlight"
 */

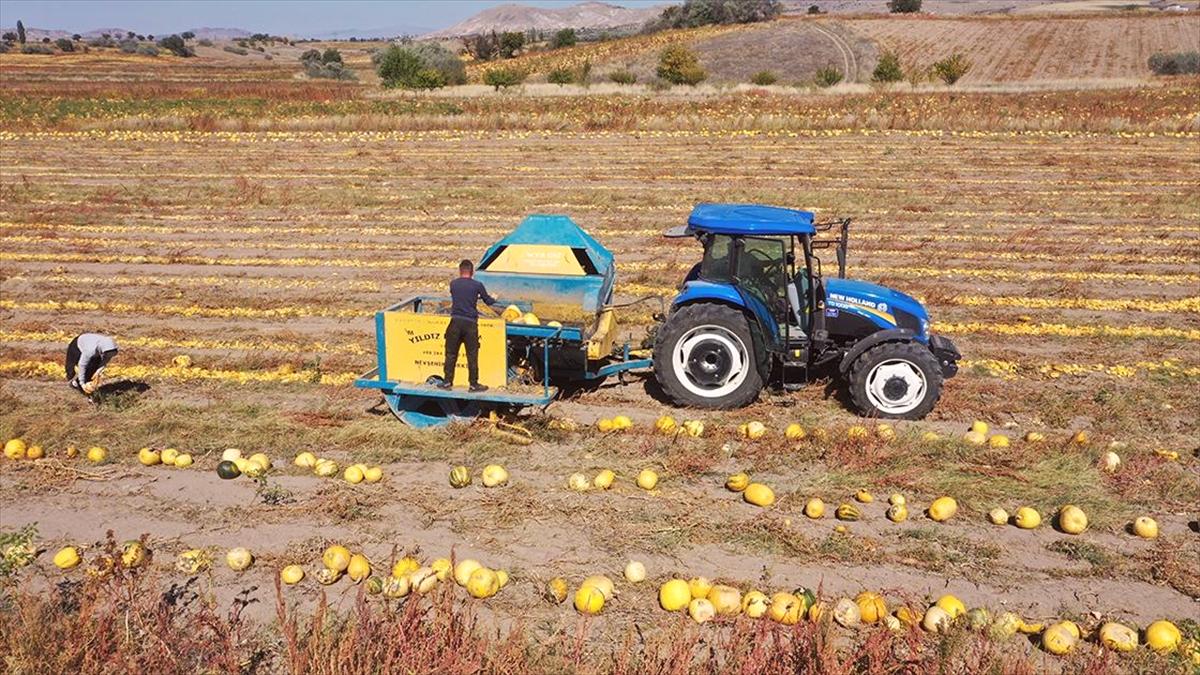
xmin=920 ymin=319 xmax=929 ymax=336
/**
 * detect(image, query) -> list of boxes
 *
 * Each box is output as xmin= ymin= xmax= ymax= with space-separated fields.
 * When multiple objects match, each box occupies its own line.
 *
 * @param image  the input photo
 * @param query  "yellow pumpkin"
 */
xmin=466 ymin=567 xmax=500 ymax=599
xmin=449 ymin=465 xmax=471 ymax=488
xmin=743 ymin=483 xmax=775 ymax=507
xmin=280 ymin=564 xmax=305 ymax=584
xmin=593 ymin=469 xmax=615 ymax=489
xmin=804 ymin=498 xmax=825 ymax=519
xmin=1145 ymin=620 xmax=1182 ymax=653
xmin=659 ymin=579 xmax=691 ymax=611
xmin=225 ymin=547 xmax=253 ymax=571
xmin=53 ymin=546 xmax=81 ymax=569
xmin=1057 ymin=505 xmax=1087 ymax=534
xmin=855 ymin=592 xmax=886 ymax=623
xmin=725 ymin=472 xmax=750 ymax=492
xmin=688 ymin=598 xmax=716 ymax=623
xmin=545 ymin=577 xmax=569 ymax=604
xmin=453 ymin=559 xmax=482 ymax=586
xmin=1042 ymin=622 xmax=1079 ymax=655
xmin=707 ymin=584 xmax=743 ymax=615
xmin=481 ymin=464 xmax=509 ymax=487
xmin=636 ymin=468 xmax=659 ymax=490
xmin=574 ymin=585 xmax=605 ymax=614
xmin=1099 ymin=622 xmax=1138 ymax=652
xmin=927 ymin=496 xmax=958 ymax=522
xmin=1014 ymin=506 xmax=1041 ymax=529
xmin=768 ymin=592 xmax=803 ymax=625
xmin=322 ymin=545 xmax=352 ymax=572
xmin=347 ymin=554 xmax=371 ymax=582
xmin=742 ymin=590 xmax=769 ymax=618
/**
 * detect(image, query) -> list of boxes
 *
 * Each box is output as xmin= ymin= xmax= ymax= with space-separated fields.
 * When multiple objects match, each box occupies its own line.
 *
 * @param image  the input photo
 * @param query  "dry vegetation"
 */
xmin=1 ymin=15 xmax=1199 ymax=674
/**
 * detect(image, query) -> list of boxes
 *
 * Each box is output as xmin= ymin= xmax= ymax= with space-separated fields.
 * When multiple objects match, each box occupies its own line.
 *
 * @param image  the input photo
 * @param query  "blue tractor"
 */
xmin=653 ymin=204 xmax=961 ymax=419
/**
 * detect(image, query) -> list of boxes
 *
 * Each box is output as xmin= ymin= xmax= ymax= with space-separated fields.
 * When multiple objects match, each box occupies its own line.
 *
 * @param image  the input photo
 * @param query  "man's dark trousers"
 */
xmin=443 ymin=317 xmax=480 ymax=386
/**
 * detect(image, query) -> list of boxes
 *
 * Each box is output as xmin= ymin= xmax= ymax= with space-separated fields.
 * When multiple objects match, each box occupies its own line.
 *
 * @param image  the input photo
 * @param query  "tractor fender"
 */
xmin=838 ymin=328 xmax=917 ymax=374
xmin=672 ymin=283 xmax=772 ymax=381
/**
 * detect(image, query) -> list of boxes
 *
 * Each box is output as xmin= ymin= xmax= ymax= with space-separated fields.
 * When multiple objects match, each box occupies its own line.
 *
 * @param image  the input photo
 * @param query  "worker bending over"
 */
xmin=441 ymin=259 xmax=500 ymax=392
xmin=67 ymin=333 xmax=118 ymax=395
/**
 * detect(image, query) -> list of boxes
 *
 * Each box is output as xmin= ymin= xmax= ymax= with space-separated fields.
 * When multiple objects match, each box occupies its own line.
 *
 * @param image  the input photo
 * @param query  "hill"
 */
xmin=424 ymin=1 xmax=664 ymax=38
xmin=469 ymin=11 xmax=1199 ymax=85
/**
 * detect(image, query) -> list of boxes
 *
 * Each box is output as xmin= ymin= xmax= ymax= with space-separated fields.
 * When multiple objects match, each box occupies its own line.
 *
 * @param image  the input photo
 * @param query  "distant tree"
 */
xmin=16 ymin=20 xmax=25 ymax=44
xmin=483 ymin=66 xmax=525 ymax=90
xmin=101 ymin=33 xmax=111 ymax=39
xmin=751 ymin=70 xmax=778 ymax=85
xmin=608 ymin=69 xmax=636 ymax=84
xmin=498 ymin=31 xmax=524 ymax=58
xmin=180 ymin=31 xmax=195 ymax=40
xmin=656 ymin=43 xmax=706 ymax=85
xmin=299 ymin=49 xmax=322 ymax=63
xmin=376 ymin=45 xmax=441 ymax=88
xmin=932 ymin=52 xmax=970 ymax=84
xmin=2 ymin=32 xmax=16 ymax=42
xmin=547 ymin=66 xmax=574 ymax=85
xmin=147 ymin=35 xmax=154 ymax=40
xmin=808 ymin=4 xmax=823 ymax=14
xmin=55 ymin=37 xmax=74 ymax=51
xmin=157 ymin=34 xmax=193 ymax=57
xmin=646 ymin=0 xmax=781 ymax=31
xmin=126 ymin=31 xmax=136 ymax=39
xmin=888 ymin=0 xmax=922 ymax=12
xmin=1149 ymin=51 xmax=1200 ymax=75
xmin=372 ymin=42 xmax=465 ymax=86
xmin=551 ymin=28 xmax=577 ymax=49
xmin=464 ymin=31 xmax=498 ymax=61
xmin=41 ymin=37 xmax=50 ymax=43
xmin=72 ymin=33 xmax=81 ymax=41
xmin=322 ymin=47 xmax=342 ymax=63
xmin=871 ymin=51 xmax=903 ymax=82
xmin=814 ymin=66 xmax=842 ymax=87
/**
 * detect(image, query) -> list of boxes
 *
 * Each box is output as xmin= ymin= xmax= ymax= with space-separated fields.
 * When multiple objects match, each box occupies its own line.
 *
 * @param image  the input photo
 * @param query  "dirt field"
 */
xmin=1 ymin=32 xmax=1199 ymax=675
xmin=847 ymin=13 xmax=1200 ymax=83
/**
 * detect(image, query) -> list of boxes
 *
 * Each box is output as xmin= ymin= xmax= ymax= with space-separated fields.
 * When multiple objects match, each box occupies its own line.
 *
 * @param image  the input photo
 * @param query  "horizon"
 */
xmin=0 ymin=0 xmax=667 ymax=37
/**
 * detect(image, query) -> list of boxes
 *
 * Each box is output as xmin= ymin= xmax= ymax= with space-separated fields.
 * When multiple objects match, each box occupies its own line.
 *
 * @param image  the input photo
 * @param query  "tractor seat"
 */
xmin=786 ymin=275 xmax=810 ymax=334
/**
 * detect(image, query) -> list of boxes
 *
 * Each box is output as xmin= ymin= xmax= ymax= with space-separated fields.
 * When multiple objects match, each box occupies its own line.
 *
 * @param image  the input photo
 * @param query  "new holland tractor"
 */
xmin=355 ymin=204 xmax=960 ymax=425
xmin=653 ymin=203 xmax=960 ymax=419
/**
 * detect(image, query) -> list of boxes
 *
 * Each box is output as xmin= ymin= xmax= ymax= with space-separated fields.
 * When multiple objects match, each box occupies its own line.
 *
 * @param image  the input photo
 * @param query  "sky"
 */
xmin=0 ymin=0 xmax=666 ymax=36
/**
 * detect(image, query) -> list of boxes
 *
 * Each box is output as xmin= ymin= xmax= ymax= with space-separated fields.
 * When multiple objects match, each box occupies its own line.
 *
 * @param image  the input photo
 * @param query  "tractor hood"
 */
xmin=824 ymin=278 xmax=930 ymax=337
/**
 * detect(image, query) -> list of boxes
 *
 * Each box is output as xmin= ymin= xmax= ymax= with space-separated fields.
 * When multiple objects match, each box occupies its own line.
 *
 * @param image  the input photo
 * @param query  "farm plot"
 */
xmin=846 ymin=13 xmax=1200 ymax=83
xmin=1 ymin=75 xmax=1199 ymax=671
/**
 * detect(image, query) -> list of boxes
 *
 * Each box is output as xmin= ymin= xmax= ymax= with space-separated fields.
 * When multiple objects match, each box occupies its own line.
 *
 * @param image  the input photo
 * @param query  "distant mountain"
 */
xmin=15 ymin=25 xmax=251 ymax=41
xmin=423 ymin=1 xmax=666 ymax=38
xmin=308 ymin=25 xmax=433 ymax=39
xmin=188 ymin=27 xmax=253 ymax=40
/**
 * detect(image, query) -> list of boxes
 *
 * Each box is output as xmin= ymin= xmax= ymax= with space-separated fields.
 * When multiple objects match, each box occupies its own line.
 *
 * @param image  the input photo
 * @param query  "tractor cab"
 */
xmin=656 ymin=203 xmax=960 ymax=419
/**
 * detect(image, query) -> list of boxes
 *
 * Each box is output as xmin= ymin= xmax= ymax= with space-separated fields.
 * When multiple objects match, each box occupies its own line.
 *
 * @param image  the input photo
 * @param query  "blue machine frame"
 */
xmin=354 ymin=295 xmax=651 ymax=427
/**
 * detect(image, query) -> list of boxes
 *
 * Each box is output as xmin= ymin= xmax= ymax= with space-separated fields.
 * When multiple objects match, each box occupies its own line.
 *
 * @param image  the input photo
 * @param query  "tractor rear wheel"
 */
xmin=653 ymin=303 xmax=763 ymax=409
xmin=848 ymin=341 xmax=942 ymax=420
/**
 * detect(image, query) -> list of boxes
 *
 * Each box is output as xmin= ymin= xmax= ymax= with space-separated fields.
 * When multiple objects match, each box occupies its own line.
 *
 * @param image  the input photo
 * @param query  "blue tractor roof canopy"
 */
xmin=686 ymin=203 xmax=816 ymax=236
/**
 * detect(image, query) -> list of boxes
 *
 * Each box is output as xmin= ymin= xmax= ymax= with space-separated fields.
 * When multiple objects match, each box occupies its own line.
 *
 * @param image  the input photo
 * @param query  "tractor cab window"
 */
xmin=698 ymin=234 xmax=734 ymax=282
xmin=736 ymin=236 xmax=787 ymax=309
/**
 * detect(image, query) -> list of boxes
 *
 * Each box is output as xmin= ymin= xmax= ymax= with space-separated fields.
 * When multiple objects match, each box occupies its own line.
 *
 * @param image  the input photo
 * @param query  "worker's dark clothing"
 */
xmin=443 ymin=277 xmax=496 ymax=387
xmin=448 ymin=277 xmax=496 ymax=321
xmin=66 ymin=333 xmax=118 ymax=390
xmin=443 ymin=318 xmax=480 ymax=386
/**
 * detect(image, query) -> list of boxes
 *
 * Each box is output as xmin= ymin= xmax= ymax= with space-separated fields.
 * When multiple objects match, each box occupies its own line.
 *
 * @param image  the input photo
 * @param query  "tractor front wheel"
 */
xmin=653 ymin=303 xmax=763 ymax=409
xmin=848 ymin=341 xmax=943 ymax=420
